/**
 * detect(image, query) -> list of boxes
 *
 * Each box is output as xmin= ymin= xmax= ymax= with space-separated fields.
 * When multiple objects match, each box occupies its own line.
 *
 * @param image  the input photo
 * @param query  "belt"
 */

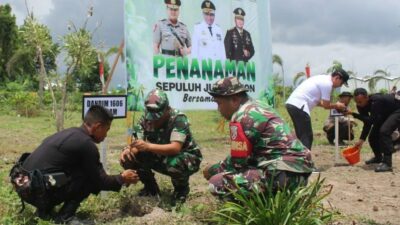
xmin=161 ymin=49 xmax=181 ymax=56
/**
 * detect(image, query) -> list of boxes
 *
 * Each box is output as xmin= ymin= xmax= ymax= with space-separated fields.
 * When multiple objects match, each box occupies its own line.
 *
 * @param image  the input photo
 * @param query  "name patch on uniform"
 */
xmin=231 ymin=141 xmax=248 ymax=151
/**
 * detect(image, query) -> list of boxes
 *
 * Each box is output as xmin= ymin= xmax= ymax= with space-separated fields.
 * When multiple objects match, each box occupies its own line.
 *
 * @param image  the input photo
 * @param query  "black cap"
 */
xmin=338 ymin=91 xmax=353 ymax=98
xmin=201 ymin=0 xmax=215 ymax=14
xmin=332 ymin=68 xmax=350 ymax=87
xmin=164 ymin=0 xmax=181 ymax=9
xmin=233 ymin=8 xmax=245 ymax=19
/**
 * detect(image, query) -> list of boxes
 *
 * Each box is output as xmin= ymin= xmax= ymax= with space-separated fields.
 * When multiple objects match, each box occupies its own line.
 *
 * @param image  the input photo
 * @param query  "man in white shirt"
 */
xmin=285 ymin=68 xmax=349 ymax=150
xmin=191 ymin=0 xmax=226 ymax=61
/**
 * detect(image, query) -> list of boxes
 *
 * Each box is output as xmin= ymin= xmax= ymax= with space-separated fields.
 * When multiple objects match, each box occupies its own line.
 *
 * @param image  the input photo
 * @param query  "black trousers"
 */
xmin=286 ymin=104 xmax=313 ymax=150
xmin=325 ymin=123 xmax=354 ymax=143
xmin=369 ymin=109 xmax=400 ymax=162
xmin=23 ymin=173 xmax=94 ymax=211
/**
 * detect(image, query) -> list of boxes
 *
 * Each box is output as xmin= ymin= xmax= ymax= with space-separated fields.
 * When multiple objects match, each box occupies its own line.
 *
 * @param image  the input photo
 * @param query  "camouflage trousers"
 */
xmin=207 ymin=156 xmax=310 ymax=197
xmin=122 ymin=151 xmax=201 ymax=188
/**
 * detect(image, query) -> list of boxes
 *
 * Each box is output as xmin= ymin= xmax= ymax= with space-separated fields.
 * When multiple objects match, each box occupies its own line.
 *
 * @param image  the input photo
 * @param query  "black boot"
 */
xmin=173 ymin=185 xmax=190 ymax=204
xmin=137 ymin=170 xmax=160 ymax=197
xmin=55 ymin=200 xmax=81 ymax=223
xmin=35 ymin=207 xmax=53 ymax=220
xmin=365 ymin=156 xmax=382 ymax=165
xmin=375 ymin=155 xmax=393 ymax=172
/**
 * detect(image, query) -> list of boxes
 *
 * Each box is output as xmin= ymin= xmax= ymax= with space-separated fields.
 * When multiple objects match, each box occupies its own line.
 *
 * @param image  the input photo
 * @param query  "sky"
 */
xmin=2 ymin=0 xmax=400 ymax=90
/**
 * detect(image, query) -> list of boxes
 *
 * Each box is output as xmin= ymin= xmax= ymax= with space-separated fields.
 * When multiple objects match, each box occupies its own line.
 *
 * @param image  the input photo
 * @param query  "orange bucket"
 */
xmin=341 ymin=146 xmax=360 ymax=165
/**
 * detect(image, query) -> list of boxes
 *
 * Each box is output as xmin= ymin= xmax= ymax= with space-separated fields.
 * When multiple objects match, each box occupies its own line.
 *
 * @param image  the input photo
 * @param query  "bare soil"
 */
xmin=310 ymin=145 xmax=400 ymax=225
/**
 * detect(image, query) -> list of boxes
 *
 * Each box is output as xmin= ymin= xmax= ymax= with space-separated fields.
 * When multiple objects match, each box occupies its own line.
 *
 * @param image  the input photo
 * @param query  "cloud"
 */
xmin=270 ymin=0 xmax=400 ymax=46
xmin=42 ymin=0 xmax=124 ymax=47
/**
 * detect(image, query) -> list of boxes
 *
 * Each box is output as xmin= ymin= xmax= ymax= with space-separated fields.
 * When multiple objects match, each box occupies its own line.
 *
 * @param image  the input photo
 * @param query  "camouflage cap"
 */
xmin=208 ymin=77 xmax=248 ymax=97
xmin=144 ymin=89 xmax=169 ymax=121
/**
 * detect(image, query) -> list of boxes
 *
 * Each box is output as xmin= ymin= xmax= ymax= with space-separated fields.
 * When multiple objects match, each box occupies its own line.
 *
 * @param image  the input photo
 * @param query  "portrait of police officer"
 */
xmin=191 ymin=0 xmax=226 ymax=61
xmin=153 ymin=0 xmax=191 ymax=57
xmin=224 ymin=8 xmax=255 ymax=62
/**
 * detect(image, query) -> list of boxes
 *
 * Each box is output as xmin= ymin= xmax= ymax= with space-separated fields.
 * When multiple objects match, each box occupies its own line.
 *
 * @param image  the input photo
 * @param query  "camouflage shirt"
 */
xmin=231 ymin=99 xmax=314 ymax=173
xmin=135 ymin=108 xmax=202 ymax=159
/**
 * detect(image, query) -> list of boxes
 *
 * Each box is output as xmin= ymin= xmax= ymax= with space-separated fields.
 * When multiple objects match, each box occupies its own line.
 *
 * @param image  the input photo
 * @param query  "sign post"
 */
xmin=330 ymin=109 xmax=344 ymax=166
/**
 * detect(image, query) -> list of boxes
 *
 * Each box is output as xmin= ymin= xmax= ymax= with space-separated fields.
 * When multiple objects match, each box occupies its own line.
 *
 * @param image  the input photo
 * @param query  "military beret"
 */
xmin=233 ymin=8 xmax=246 ymax=19
xmin=201 ymin=0 xmax=216 ymax=14
xmin=144 ymin=89 xmax=170 ymax=121
xmin=165 ymin=0 xmax=181 ymax=9
xmin=208 ymin=77 xmax=248 ymax=97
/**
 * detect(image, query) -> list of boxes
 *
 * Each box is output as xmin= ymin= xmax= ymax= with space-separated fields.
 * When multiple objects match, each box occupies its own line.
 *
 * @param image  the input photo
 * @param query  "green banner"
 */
xmin=125 ymin=0 xmax=273 ymax=110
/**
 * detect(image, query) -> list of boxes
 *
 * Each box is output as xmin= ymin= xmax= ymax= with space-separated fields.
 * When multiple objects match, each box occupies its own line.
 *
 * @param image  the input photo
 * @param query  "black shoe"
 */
xmin=56 ymin=200 xmax=81 ymax=224
xmin=138 ymin=187 xmax=160 ymax=197
xmin=375 ymin=163 xmax=393 ymax=172
xmin=365 ymin=157 xmax=382 ymax=165
xmin=35 ymin=207 xmax=53 ymax=220
xmin=173 ymin=185 xmax=190 ymax=203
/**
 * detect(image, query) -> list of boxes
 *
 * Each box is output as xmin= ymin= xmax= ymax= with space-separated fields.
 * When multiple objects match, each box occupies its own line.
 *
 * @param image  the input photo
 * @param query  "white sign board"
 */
xmin=82 ymin=95 xmax=127 ymax=119
xmin=330 ymin=109 xmax=344 ymax=117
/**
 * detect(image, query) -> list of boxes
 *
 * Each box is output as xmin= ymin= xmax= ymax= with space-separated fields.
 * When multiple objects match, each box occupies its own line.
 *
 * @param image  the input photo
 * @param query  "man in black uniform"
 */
xmin=10 ymin=105 xmax=139 ymax=222
xmin=349 ymin=88 xmax=400 ymax=172
xmin=224 ymin=8 xmax=255 ymax=62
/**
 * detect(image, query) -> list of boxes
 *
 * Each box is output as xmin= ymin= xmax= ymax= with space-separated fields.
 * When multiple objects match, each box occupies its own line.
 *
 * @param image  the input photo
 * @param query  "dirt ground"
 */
xmin=309 ymin=145 xmax=400 ymax=225
xmin=112 ymin=143 xmax=400 ymax=225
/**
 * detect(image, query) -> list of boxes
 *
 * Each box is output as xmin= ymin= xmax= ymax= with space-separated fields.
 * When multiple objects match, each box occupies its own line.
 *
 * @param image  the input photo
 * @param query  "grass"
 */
xmin=0 ymin=105 xmax=371 ymax=224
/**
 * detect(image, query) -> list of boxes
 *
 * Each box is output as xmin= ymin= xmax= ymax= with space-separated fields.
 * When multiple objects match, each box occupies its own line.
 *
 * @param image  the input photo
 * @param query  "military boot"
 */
xmin=55 ymin=200 xmax=81 ymax=223
xmin=375 ymin=155 xmax=393 ymax=172
xmin=173 ymin=185 xmax=190 ymax=204
xmin=365 ymin=156 xmax=382 ymax=165
xmin=137 ymin=171 xmax=160 ymax=197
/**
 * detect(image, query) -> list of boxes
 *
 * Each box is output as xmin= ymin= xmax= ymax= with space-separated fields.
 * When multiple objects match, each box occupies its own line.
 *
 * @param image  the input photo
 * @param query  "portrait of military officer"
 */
xmin=224 ymin=8 xmax=255 ymax=62
xmin=191 ymin=0 xmax=226 ymax=61
xmin=153 ymin=0 xmax=191 ymax=57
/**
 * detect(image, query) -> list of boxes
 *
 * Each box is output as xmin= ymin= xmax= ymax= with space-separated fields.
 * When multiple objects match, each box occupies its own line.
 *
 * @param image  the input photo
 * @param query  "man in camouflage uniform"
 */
xmin=153 ymin=0 xmax=191 ymax=57
xmin=120 ymin=89 xmax=202 ymax=203
xmin=203 ymin=77 xmax=314 ymax=198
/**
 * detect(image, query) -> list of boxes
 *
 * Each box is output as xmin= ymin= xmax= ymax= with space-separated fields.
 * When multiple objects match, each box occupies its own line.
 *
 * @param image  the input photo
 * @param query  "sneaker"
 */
xmin=365 ymin=157 xmax=382 ymax=165
xmin=375 ymin=163 xmax=393 ymax=172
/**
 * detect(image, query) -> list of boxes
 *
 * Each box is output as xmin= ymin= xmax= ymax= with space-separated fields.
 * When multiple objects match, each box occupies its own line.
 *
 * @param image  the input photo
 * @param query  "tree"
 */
xmin=72 ymin=46 xmax=118 ymax=92
xmin=7 ymin=12 xmax=58 ymax=105
xmin=272 ymin=54 xmax=285 ymax=100
xmin=0 ymin=4 xmax=18 ymax=84
xmin=326 ymin=60 xmax=343 ymax=73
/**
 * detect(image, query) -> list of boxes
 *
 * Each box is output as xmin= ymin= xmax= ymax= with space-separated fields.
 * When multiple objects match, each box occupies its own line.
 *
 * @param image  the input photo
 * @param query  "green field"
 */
xmin=0 ymin=106 xmax=370 ymax=224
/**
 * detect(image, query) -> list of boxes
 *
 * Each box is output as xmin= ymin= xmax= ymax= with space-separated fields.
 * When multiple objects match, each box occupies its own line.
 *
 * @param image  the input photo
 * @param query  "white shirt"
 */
xmin=286 ymin=75 xmax=333 ymax=115
xmin=191 ymin=21 xmax=226 ymax=61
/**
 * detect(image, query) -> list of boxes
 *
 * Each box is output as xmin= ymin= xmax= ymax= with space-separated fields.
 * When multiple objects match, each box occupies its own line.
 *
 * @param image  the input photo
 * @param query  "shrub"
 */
xmin=8 ymin=91 xmax=40 ymax=117
xmin=212 ymin=176 xmax=333 ymax=225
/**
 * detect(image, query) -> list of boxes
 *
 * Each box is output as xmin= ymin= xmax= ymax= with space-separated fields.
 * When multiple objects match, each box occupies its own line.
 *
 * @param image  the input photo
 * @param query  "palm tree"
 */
xmin=272 ymin=54 xmax=285 ymax=100
xmin=293 ymin=72 xmax=306 ymax=87
xmin=373 ymin=69 xmax=390 ymax=91
xmin=326 ymin=60 xmax=343 ymax=73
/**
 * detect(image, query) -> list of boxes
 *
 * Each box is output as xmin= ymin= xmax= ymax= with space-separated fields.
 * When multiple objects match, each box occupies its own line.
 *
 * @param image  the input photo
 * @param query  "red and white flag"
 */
xmin=305 ymin=63 xmax=311 ymax=78
xmin=98 ymin=54 xmax=105 ymax=86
